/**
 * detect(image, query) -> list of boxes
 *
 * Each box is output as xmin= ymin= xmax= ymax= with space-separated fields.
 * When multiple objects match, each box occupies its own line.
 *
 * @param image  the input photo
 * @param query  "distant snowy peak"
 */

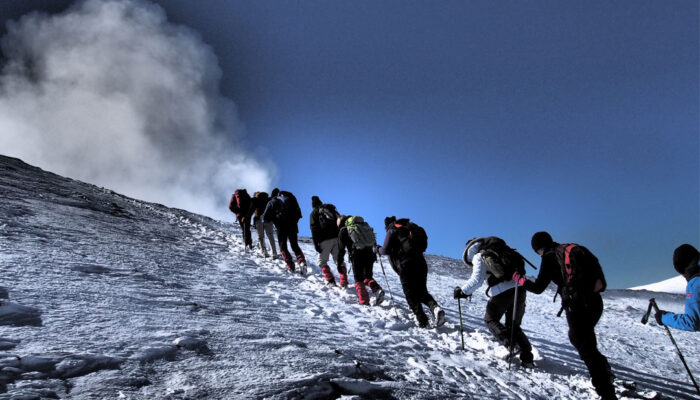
xmin=630 ymin=275 xmax=686 ymax=294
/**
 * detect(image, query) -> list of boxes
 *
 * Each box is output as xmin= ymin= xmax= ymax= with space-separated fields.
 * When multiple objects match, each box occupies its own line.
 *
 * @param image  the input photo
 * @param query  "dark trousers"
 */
xmin=351 ymin=249 xmax=376 ymax=283
xmin=566 ymin=294 xmax=615 ymax=399
xmin=238 ymin=219 xmax=252 ymax=248
xmin=399 ymin=261 xmax=438 ymax=327
xmin=276 ymin=223 xmax=305 ymax=269
xmin=484 ymin=287 xmax=533 ymax=363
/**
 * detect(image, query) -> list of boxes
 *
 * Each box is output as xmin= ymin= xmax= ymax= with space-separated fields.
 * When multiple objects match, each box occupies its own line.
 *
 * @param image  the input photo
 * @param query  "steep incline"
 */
xmin=0 ymin=155 xmax=698 ymax=399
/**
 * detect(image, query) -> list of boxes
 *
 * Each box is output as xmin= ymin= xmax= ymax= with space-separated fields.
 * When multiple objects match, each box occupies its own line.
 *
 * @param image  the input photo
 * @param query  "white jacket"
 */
xmin=461 ymin=241 xmax=516 ymax=297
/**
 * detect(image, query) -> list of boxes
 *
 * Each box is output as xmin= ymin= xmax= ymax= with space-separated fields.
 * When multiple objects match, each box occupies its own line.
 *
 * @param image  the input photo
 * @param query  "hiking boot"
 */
xmin=298 ymin=261 xmax=307 ymax=275
xmin=520 ymin=360 xmax=536 ymax=369
xmin=374 ymin=289 xmax=385 ymax=306
xmin=433 ymin=307 xmax=445 ymax=327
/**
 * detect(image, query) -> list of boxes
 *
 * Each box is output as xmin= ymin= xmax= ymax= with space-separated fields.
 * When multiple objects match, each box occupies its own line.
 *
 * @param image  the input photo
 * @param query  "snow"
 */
xmin=630 ymin=275 xmax=687 ymax=294
xmin=0 ymin=154 xmax=699 ymax=399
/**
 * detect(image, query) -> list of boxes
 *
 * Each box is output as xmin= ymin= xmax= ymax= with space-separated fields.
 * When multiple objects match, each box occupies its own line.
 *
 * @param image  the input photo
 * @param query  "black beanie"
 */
xmin=531 ymin=231 xmax=554 ymax=253
xmin=673 ymin=244 xmax=699 ymax=275
xmin=384 ymin=216 xmax=396 ymax=230
xmin=311 ymin=196 xmax=322 ymax=208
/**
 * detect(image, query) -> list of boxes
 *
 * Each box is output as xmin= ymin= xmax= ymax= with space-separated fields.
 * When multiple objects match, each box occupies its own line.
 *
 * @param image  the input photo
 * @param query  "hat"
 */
xmin=311 ymin=196 xmax=322 ymax=208
xmin=531 ymin=231 xmax=553 ymax=253
xmin=673 ymin=244 xmax=699 ymax=275
xmin=384 ymin=216 xmax=396 ymax=230
xmin=271 ymin=188 xmax=279 ymax=197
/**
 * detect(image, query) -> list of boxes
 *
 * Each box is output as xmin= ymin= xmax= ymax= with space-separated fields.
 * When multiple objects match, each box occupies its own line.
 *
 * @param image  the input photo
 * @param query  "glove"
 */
xmin=655 ymin=309 xmax=668 ymax=326
xmin=512 ymin=272 xmax=526 ymax=286
xmin=453 ymin=287 xmax=470 ymax=300
xmin=314 ymin=242 xmax=322 ymax=253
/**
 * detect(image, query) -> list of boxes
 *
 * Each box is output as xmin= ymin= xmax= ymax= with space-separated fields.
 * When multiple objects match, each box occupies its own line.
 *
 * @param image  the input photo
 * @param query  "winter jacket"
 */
xmin=661 ymin=275 xmax=700 ymax=331
xmin=379 ymin=219 xmax=425 ymax=275
xmin=461 ymin=241 xmax=516 ymax=297
xmin=339 ymin=226 xmax=375 ymax=264
xmin=310 ymin=204 xmax=340 ymax=245
xmin=522 ymin=244 xmax=564 ymax=294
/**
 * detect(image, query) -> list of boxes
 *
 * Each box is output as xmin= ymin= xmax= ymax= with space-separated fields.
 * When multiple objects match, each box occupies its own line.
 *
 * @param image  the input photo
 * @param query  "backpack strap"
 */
xmin=563 ymin=244 xmax=577 ymax=284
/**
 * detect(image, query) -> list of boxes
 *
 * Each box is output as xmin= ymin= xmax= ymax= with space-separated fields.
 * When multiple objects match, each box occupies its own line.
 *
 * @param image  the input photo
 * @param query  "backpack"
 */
xmin=252 ymin=192 xmax=269 ymax=217
xmin=230 ymin=189 xmax=251 ymax=215
xmin=318 ymin=204 xmax=338 ymax=231
xmin=555 ymin=243 xmax=606 ymax=305
xmin=345 ymin=216 xmax=376 ymax=249
xmin=276 ymin=191 xmax=300 ymax=221
xmin=467 ymin=237 xmax=524 ymax=281
xmin=395 ymin=221 xmax=428 ymax=255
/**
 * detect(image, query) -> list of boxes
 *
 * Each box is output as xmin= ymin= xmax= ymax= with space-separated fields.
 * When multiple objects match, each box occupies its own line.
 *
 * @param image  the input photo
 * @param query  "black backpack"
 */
xmin=395 ymin=221 xmax=428 ymax=255
xmin=317 ymin=204 xmax=338 ymax=231
xmin=555 ymin=243 xmax=607 ymax=305
xmin=466 ymin=237 xmax=525 ymax=282
xmin=276 ymin=191 xmax=301 ymax=221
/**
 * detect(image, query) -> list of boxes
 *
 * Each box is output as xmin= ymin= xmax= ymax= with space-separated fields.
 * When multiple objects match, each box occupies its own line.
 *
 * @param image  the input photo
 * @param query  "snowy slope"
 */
xmin=630 ymin=276 xmax=687 ymax=295
xmin=0 ymin=154 xmax=698 ymax=399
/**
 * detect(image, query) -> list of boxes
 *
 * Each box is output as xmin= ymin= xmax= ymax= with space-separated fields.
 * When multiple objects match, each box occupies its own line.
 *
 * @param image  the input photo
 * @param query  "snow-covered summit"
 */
xmin=630 ymin=276 xmax=687 ymax=294
xmin=0 ymin=154 xmax=698 ymax=399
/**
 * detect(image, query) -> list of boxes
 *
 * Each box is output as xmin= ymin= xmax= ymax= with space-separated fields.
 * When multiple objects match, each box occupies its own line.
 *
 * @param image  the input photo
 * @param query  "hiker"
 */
xmin=519 ymin=231 xmax=616 ymax=399
xmin=228 ymin=189 xmax=253 ymax=250
xmin=262 ymin=188 xmax=307 ymax=273
xmin=654 ymin=244 xmax=699 ymax=331
xmin=376 ymin=216 xmax=444 ymax=328
xmin=309 ymin=196 xmax=348 ymax=286
xmin=251 ymin=191 xmax=278 ymax=258
xmin=454 ymin=237 xmax=534 ymax=368
xmin=338 ymin=215 xmax=385 ymax=305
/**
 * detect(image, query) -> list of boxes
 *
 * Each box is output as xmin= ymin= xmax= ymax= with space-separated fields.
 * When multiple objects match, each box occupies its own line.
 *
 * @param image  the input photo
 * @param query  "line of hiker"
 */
xmin=230 ymin=189 xmax=698 ymax=400
xmin=229 ymin=190 xmax=445 ymax=326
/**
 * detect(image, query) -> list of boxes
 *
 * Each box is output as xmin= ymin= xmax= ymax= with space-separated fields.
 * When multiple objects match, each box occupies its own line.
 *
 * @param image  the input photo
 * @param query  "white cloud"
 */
xmin=0 ymin=0 xmax=275 ymax=220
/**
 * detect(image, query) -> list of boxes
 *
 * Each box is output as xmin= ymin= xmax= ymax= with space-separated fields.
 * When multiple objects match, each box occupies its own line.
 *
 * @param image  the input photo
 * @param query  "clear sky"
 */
xmin=2 ymin=0 xmax=698 ymax=288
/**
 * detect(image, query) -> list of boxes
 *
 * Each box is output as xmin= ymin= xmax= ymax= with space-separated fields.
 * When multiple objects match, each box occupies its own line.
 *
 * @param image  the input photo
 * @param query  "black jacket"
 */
xmin=522 ymin=244 xmax=563 ymax=295
xmin=310 ymin=204 xmax=340 ymax=244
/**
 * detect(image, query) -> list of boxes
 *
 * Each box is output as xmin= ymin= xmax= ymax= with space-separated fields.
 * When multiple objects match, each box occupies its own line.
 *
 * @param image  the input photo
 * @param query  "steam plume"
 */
xmin=0 ymin=0 xmax=275 ymax=219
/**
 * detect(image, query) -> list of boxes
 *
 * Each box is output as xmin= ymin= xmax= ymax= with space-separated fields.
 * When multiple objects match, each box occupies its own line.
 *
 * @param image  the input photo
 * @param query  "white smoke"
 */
xmin=0 ymin=0 xmax=275 ymax=220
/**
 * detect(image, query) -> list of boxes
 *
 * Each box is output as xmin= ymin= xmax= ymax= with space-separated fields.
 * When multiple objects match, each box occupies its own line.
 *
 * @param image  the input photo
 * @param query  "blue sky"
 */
xmin=2 ymin=1 xmax=698 ymax=288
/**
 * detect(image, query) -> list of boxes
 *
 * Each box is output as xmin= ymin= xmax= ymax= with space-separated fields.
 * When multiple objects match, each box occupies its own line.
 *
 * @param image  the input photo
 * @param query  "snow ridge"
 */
xmin=0 ymin=154 xmax=698 ymax=399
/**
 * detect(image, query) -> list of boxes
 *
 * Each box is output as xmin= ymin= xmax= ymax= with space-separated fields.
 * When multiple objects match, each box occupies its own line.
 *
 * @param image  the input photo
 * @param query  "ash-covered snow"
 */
xmin=0 ymin=154 xmax=698 ymax=399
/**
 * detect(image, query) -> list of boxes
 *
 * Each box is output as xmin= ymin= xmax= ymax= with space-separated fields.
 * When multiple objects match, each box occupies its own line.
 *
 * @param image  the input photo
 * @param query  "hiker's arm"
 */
xmin=461 ymin=253 xmax=486 ymax=295
xmin=378 ymin=230 xmax=394 ymax=256
xmin=661 ymin=281 xmax=700 ymax=331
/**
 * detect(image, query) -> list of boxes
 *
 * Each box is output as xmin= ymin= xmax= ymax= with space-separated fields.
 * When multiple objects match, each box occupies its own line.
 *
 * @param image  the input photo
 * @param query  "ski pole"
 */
xmin=643 ymin=298 xmax=700 ymax=395
xmin=457 ymin=298 xmax=465 ymax=351
xmin=517 ymin=251 xmax=538 ymax=270
xmin=377 ymin=254 xmax=401 ymax=320
xmin=508 ymin=283 xmax=519 ymax=370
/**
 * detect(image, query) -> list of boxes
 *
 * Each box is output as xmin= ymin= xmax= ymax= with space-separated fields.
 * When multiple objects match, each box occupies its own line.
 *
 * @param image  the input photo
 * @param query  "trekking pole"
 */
xmin=457 ymin=298 xmax=465 ymax=351
xmin=517 ymin=251 xmax=538 ymax=270
xmin=642 ymin=298 xmax=700 ymax=395
xmin=508 ymin=283 xmax=519 ymax=370
xmin=377 ymin=255 xmax=401 ymax=320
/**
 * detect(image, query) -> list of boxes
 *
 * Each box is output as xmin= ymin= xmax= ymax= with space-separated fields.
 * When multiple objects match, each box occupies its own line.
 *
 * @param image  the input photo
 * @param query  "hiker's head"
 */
xmin=531 ymin=231 xmax=553 ymax=254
